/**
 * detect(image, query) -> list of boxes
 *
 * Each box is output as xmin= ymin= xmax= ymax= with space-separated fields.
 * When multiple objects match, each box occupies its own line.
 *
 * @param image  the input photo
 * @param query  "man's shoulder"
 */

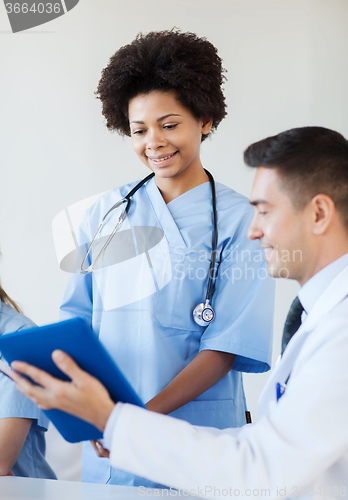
xmin=322 ymin=296 xmax=348 ymax=328
xmin=306 ymin=295 xmax=348 ymax=351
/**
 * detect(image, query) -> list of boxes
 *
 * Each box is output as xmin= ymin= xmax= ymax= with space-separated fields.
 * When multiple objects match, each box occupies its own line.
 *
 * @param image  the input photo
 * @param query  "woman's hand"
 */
xmin=11 ymin=350 xmax=115 ymax=433
xmin=91 ymin=440 xmax=110 ymax=458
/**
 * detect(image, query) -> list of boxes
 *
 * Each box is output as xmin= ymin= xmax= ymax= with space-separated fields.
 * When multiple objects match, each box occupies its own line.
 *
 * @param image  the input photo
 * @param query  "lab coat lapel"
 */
xmin=257 ymin=264 xmax=348 ymax=419
xmin=256 ymin=325 xmax=312 ymax=419
xmin=298 ymin=263 xmax=348 ymax=333
xmin=145 ymin=178 xmax=187 ymax=248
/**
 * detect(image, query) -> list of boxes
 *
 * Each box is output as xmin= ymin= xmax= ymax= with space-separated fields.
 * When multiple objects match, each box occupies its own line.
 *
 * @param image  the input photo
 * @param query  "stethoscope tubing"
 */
xmin=204 ymin=169 xmax=218 ymax=302
xmin=79 ymin=170 xmax=218 ymax=324
xmin=79 ymin=173 xmax=155 ymax=273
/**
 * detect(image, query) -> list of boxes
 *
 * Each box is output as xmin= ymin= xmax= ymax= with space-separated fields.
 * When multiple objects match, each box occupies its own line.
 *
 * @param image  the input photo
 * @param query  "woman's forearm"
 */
xmin=146 ymin=350 xmax=236 ymax=414
xmin=0 ymin=417 xmax=32 ymax=476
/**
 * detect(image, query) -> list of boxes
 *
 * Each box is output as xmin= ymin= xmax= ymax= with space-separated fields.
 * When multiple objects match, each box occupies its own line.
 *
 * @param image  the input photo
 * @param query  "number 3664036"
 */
xmin=5 ymin=3 xmax=62 ymax=14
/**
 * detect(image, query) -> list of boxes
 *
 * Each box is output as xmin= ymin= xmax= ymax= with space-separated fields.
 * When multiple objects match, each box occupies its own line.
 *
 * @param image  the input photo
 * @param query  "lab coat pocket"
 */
xmin=169 ymin=399 xmax=237 ymax=429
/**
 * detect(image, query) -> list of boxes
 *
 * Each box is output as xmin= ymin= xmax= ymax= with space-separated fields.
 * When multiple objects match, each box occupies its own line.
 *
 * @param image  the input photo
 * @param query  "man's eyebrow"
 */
xmin=249 ymin=199 xmax=270 ymax=206
xmin=130 ymin=114 xmax=181 ymax=125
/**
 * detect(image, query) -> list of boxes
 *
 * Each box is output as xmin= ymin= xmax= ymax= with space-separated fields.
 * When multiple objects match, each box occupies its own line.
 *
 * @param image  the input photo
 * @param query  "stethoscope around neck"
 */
xmin=78 ymin=169 xmax=218 ymax=327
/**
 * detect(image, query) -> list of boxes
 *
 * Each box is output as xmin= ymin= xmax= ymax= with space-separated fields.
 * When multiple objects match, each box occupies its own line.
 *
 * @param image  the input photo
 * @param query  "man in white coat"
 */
xmin=12 ymin=126 xmax=348 ymax=498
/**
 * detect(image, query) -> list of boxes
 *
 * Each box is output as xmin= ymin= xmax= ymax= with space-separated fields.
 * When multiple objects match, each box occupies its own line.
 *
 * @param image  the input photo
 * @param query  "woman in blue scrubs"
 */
xmin=60 ymin=30 xmax=275 ymax=486
xmin=0 ymin=285 xmax=56 ymax=478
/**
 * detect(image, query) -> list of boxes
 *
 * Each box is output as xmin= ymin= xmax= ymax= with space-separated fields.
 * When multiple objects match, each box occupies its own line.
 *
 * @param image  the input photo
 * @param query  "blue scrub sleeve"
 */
xmin=199 ymin=235 xmax=275 ymax=373
xmin=59 ymin=215 xmax=94 ymax=327
xmin=0 ymin=306 xmax=49 ymax=431
xmin=0 ymin=372 xmax=49 ymax=430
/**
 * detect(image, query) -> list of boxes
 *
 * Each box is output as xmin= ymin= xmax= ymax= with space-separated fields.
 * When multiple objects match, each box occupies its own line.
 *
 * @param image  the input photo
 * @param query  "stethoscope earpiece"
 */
xmin=193 ymin=301 xmax=215 ymax=326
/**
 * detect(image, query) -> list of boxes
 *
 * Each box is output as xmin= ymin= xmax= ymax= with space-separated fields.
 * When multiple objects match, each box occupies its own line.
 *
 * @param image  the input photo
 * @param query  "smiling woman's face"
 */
xmin=128 ymin=90 xmax=212 ymax=182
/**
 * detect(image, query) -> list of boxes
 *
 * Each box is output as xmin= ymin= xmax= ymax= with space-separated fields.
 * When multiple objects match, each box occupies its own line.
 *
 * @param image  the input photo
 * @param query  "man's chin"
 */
xmin=267 ymin=265 xmax=290 ymax=279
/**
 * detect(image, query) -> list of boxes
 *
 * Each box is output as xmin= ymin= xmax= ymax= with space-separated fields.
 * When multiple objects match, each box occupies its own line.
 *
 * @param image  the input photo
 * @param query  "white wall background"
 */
xmin=1 ymin=0 xmax=348 ymax=480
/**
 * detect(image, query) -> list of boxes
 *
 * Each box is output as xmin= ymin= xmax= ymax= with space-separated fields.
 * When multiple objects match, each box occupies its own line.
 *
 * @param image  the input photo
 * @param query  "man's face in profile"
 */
xmin=248 ymin=167 xmax=311 ymax=285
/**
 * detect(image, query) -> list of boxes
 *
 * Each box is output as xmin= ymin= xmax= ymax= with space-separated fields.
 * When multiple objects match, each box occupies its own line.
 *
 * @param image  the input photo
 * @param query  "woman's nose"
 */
xmin=146 ymin=128 xmax=167 ymax=150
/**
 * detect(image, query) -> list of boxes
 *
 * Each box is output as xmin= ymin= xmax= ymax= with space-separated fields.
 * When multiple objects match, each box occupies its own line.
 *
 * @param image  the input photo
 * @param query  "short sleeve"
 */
xmin=0 ymin=304 xmax=49 ymax=431
xmin=0 ymin=371 xmax=50 ymax=431
xmin=59 ymin=210 xmax=94 ymax=327
xmin=199 ymin=230 xmax=275 ymax=373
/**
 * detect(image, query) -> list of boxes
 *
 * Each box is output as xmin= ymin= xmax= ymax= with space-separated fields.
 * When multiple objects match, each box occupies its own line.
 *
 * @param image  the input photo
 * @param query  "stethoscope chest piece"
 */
xmin=193 ymin=300 xmax=215 ymax=326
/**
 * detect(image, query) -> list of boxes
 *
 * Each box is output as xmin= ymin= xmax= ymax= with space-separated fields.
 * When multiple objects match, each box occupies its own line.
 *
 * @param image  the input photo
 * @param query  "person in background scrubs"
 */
xmin=58 ymin=30 xmax=274 ymax=486
xmin=0 ymin=284 xmax=56 ymax=479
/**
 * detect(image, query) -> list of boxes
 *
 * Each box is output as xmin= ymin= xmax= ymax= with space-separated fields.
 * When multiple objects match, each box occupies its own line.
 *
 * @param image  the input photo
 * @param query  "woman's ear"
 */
xmin=201 ymin=118 xmax=213 ymax=135
xmin=311 ymin=194 xmax=335 ymax=235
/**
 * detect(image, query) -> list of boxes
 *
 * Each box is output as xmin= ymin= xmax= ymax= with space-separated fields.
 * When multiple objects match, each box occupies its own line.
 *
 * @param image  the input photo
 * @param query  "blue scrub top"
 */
xmin=60 ymin=178 xmax=275 ymax=486
xmin=0 ymin=300 xmax=56 ymax=479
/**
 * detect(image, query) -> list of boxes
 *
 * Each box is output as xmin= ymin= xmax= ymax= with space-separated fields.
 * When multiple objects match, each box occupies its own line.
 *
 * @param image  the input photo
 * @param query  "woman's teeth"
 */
xmin=151 ymin=152 xmax=176 ymax=163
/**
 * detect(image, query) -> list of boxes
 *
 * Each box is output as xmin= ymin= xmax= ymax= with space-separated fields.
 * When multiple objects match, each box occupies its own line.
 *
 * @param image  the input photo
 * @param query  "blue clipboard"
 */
xmin=0 ymin=318 xmax=145 ymax=443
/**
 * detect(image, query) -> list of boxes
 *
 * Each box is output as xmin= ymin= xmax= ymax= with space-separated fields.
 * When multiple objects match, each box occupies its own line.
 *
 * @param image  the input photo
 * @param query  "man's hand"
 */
xmin=11 ymin=350 xmax=115 ymax=433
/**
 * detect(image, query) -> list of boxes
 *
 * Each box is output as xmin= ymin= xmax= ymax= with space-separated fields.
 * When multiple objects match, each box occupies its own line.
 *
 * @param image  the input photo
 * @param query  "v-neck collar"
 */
xmin=166 ymin=181 xmax=211 ymax=218
xmin=145 ymin=177 xmax=186 ymax=248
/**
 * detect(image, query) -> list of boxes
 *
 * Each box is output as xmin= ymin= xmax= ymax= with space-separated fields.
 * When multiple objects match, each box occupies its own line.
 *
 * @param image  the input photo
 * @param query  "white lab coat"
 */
xmin=107 ymin=264 xmax=348 ymax=499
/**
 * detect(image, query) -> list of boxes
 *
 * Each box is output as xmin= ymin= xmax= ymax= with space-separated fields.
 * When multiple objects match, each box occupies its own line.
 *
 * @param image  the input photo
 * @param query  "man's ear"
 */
xmin=310 ymin=194 xmax=335 ymax=235
xmin=201 ymin=118 xmax=213 ymax=135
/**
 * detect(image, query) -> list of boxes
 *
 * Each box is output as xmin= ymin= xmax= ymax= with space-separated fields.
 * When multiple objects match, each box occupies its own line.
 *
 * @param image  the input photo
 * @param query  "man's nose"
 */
xmin=247 ymin=214 xmax=263 ymax=240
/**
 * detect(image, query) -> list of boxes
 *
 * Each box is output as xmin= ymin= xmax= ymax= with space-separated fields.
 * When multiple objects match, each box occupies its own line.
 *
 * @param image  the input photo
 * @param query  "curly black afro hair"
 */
xmin=96 ymin=29 xmax=227 ymax=142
